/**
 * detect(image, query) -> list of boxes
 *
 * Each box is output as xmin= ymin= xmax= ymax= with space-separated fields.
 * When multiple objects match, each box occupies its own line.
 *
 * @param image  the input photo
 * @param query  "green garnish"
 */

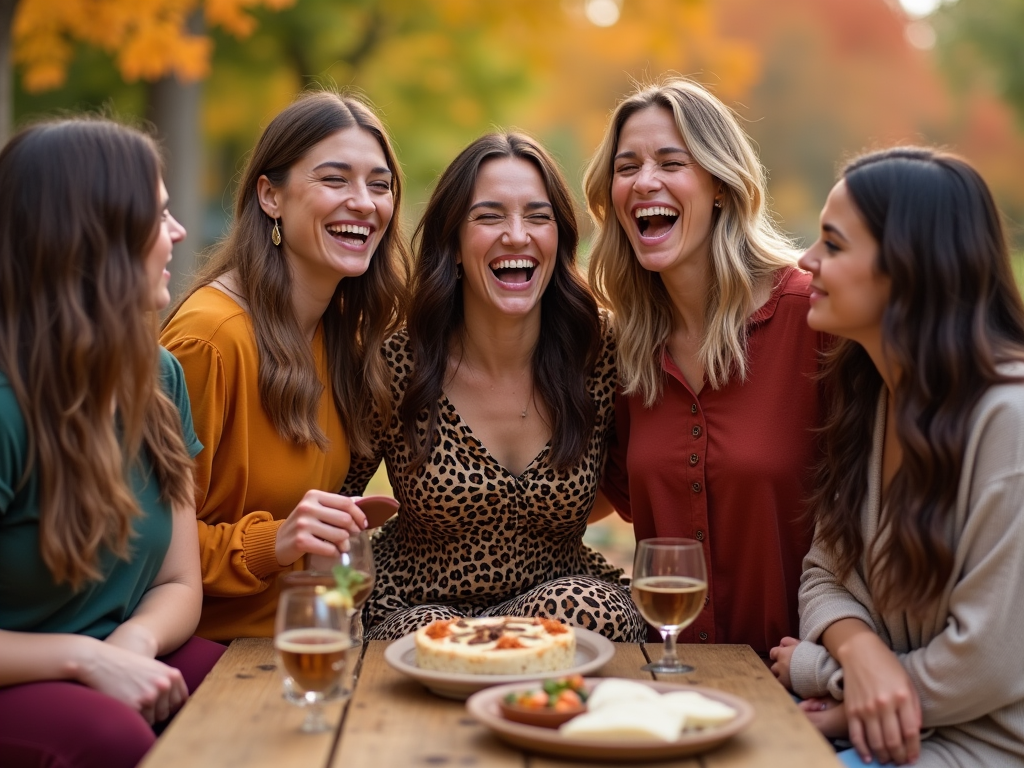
xmin=326 ymin=564 xmax=367 ymax=610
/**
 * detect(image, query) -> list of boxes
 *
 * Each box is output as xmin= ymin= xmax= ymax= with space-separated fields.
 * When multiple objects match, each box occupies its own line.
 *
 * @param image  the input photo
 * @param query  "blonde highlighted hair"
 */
xmin=584 ymin=78 xmax=797 ymax=405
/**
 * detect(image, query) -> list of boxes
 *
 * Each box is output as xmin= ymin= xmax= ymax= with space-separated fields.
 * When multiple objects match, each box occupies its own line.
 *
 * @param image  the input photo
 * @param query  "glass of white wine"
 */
xmin=631 ymin=537 xmax=708 ymax=673
xmin=274 ymin=586 xmax=357 ymax=733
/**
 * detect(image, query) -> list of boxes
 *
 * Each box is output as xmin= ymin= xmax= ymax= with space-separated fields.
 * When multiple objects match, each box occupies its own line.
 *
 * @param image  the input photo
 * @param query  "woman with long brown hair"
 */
xmin=585 ymin=77 xmax=827 ymax=657
xmin=160 ymin=90 xmax=407 ymax=641
xmin=0 ymin=119 xmax=223 ymax=768
xmin=341 ymin=132 xmax=646 ymax=642
xmin=770 ymin=147 xmax=1024 ymax=767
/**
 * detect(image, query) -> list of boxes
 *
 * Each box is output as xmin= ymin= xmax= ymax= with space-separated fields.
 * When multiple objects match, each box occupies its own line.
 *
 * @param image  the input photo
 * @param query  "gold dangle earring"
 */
xmin=271 ymin=218 xmax=282 ymax=246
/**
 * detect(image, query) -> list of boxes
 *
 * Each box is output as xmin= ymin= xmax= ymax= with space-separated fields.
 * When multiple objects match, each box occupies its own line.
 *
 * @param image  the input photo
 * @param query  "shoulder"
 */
xmin=161 ymin=287 xmax=256 ymax=373
xmin=587 ymin=309 xmax=619 ymax=400
xmin=774 ymin=266 xmax=814 ymax=306
xmin=157 ymin=346 xmax=188 ymax=396
xmin=961 ymin=369 xmax=1024 ymax=482
xmin=381 ymin=328 xmax=413 ymax=371
xmin=594 ymin=309 xmax=617 ymax=373
xmin=972 ymin=369 xmax=1024 ymax=429
xmin=0 ymin=371 xmax=28 ymax=509
xmin=379 ymin=328 xmax=414 ymax=397
xmin=0 ymin=370 xmax=25 ymax=439
xmin=161 ymin=286 xmax=252 ymax=348
xmin=157 ymin=347 xmax=203 ymax=458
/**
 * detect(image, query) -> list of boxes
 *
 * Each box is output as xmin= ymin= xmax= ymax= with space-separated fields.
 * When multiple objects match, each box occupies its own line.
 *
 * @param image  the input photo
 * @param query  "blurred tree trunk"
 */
xmin=0 ymin=0 xmax=15 ymax=145
xmin=147 ymin=75 xmax=203 ymax=303
xmin=146 ymin=11 xmax=204 ymax=304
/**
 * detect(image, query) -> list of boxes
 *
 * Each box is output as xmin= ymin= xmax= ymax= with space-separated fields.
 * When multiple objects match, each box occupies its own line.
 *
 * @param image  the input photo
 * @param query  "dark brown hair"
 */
xmin=811 ymin=146 xmax=1024 ymax=614
xmin=0 ymin=118 xmax=194 ymax=589
xmin=400 ymin=132 xmax=601 ymax=471
xmin=165 ymin=91 xmax=407 ymax=455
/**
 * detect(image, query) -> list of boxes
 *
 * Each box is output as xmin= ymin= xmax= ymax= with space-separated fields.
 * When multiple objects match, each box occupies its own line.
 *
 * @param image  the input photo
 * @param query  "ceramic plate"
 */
xmin=466 ymin=679 xmax=754 ymax=761
xmin=383 ymin=628 xmax=615 ymax=700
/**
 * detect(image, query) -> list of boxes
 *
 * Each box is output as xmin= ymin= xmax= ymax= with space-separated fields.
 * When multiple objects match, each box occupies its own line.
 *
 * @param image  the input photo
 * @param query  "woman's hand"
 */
xmin=836 ymin=631 xmax=922 ymax=765
xmin=76 ymin=638 xmax=189 ymax=724
xmin=769 ymin=636 xmax=799 ymax=691
xmin=800 ymin=697 xmax=849 ymax=740
xmin=275 ymin=490 xmax=368 ymax=567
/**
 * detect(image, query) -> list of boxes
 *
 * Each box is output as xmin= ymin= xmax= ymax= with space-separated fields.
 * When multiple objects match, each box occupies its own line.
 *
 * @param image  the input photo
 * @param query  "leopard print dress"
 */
xmin=341 ymin=323 xmax=646 ymax=643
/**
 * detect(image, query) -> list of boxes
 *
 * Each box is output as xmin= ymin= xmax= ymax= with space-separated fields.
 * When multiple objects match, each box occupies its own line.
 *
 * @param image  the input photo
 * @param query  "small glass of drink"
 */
xmin=274 ymin=585 xmax=358 ymax=733
xmin=631 ymin=537 xmax=708 ymax=674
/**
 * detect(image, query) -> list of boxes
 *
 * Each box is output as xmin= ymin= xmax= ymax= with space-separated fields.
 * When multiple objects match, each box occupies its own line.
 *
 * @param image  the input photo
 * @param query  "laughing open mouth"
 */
xmin=489 ymin=258 xmax=537 ymax=284
xmin=634 ymin=205 xmax=679 ymax=237
xmin=326 ymin=223 xmax=371 ymax=245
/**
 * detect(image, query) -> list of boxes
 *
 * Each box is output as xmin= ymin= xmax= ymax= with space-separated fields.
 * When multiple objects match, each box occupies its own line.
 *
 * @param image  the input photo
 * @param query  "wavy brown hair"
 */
xmin=0 ymin=119 xmax=194 ymax=590
xmin=584 ymin=77 xmax=797 ymax=404
xmin=811 ymin=147 xmax=1024 ymax=615
xmin=165 ymin=91 xmax=407 ymax=454
xmin=400 ymin=132 xmax=601 ymax=471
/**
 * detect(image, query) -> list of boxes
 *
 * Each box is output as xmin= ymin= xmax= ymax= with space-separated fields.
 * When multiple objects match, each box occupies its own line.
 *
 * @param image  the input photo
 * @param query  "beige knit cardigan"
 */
xmin=790 ymin=378 xmax=1024 ymax=767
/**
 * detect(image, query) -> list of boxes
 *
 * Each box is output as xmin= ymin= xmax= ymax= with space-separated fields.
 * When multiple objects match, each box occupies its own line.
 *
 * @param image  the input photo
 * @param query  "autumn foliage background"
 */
xmin=10 ymin=0 xmax=1024 ymax=248
xmin=6 ymin=0 xmax=1024 ymax=568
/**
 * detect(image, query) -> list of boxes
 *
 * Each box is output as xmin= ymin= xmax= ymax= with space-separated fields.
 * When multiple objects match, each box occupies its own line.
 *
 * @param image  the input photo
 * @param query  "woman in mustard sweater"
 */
xmin=161 ymin=91 xmax=407 ymax=640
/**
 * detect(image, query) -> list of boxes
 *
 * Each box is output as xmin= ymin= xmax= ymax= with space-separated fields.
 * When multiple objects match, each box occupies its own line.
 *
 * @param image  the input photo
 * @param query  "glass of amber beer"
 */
xmin=631 ymin=538 xmax=708 ymax=673
xmin=274 ymin=585 xmax=357 ymax=733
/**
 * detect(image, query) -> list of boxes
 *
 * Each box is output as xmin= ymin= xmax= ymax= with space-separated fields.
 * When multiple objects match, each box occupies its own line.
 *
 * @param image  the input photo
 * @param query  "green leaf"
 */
xmin=328 ymin=564 xmax=367 ymax=610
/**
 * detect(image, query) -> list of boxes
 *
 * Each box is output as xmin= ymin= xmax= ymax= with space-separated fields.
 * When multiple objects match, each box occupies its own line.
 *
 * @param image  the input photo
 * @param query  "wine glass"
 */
xmin=338 ymin=530 xmax=375 ymax=643
xmin=274 ymin=585 xmax=357 ymax=733
xmin=305 ymin=529 xmax=375 ymax=628
xmin=631 ymin=537 xmax=708 ymax=674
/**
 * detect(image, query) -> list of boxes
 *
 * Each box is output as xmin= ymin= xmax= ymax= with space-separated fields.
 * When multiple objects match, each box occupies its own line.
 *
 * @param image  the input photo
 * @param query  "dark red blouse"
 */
xmin=602 ymin=267 xmax=827 ymax=658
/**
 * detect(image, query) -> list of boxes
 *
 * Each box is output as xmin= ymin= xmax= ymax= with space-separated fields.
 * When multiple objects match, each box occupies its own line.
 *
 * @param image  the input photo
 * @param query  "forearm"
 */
xmin=0 ymin=629 xmax=98 ymax=687
xmin=822 ymin=617 xmax=878 ymax=662
xmin=106 ymin=581 xmax=202 ymax=658
xmin=198 ymin=514 xmax=286 ymax=596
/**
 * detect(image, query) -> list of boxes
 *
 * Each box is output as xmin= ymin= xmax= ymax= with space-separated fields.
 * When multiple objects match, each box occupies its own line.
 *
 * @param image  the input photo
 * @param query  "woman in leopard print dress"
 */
xmin=341 ymin=132 xmax=646 ymax=643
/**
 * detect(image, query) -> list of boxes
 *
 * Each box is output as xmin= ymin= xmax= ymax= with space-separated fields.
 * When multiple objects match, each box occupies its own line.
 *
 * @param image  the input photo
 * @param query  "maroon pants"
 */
xmin=0 ymin=635 xmax=225 ymax=768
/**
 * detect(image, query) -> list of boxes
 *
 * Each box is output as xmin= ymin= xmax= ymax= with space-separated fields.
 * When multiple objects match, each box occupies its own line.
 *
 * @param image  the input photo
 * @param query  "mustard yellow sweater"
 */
xmin=161 ymin=287 xmax=349 ymax=640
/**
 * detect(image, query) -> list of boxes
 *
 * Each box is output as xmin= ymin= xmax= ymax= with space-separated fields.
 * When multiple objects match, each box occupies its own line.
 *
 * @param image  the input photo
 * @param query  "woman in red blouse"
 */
xmin=584 ymin=77 xmax=828 ymax=658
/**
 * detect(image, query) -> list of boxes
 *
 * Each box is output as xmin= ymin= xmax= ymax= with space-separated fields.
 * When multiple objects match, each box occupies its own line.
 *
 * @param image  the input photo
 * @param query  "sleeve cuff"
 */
xmin=242 ymin=518 xmax=287 ymax=579
xmin=790 ymin=640 xmax=844 ymax=701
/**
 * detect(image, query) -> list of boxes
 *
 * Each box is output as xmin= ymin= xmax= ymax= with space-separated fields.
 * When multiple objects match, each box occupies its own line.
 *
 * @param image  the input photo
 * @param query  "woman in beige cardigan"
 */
xmin=770 ymin=147 xmax=1024 ymax=767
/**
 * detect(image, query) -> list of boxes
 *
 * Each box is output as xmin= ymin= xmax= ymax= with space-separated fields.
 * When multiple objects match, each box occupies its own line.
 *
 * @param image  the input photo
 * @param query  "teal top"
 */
xmin=0 ymin=348 xmax=202 ymax=639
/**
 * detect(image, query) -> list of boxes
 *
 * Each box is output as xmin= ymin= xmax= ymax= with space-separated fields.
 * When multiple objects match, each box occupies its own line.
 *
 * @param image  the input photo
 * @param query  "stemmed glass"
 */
xmin=307 ymin=531 xmax=375 ymax=640
xmin=336 ymin=531 xmax=375 ymax=642
xmin=631 ymin=537 xmax=708 ymax=674
xmin=274 ymin=586 xmax=357 ymax=733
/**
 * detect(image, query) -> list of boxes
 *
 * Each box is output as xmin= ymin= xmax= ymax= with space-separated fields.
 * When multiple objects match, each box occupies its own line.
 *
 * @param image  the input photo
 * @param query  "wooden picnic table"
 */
xmin=140 ymin=638 xmax=840 ymax=767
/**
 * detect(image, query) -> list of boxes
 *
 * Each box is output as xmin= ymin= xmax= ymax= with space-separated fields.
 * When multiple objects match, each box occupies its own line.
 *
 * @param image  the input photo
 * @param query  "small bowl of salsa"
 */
xmin=498 ymin=676 xmax=589 ymax=729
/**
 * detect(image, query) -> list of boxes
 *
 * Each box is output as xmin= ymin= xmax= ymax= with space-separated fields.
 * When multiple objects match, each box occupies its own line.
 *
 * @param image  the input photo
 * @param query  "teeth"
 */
xmin=491 ymin=259 xmax=536 ymax=271
xmin=326 ymin=223 xmax=370 ymax=236
xmin=634 ymin=206 xmax=679 ymax=219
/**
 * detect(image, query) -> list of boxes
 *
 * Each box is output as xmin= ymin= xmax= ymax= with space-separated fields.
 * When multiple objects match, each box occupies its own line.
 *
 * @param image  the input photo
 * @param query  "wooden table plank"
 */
xmin=649 ymin=644 xmax=840 ymax=768
xmin=145 ymin=638 xmax=840 ymax=768
xmin=140 ymin=638 xmax=347 ymax=768
xmin=332 ymin=640 xmax=523 ymax=768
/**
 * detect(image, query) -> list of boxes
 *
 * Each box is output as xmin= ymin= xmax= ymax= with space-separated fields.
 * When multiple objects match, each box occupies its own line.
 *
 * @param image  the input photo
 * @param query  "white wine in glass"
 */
xmin=275 ymin=586 xmax=357 ymax=733
xmin=631 ymin=538 xmax=708 ymax=673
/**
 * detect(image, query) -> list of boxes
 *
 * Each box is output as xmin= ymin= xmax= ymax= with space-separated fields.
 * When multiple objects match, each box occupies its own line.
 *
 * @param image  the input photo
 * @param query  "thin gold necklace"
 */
xmin=521 ymin=383 xmax=534 ymax=419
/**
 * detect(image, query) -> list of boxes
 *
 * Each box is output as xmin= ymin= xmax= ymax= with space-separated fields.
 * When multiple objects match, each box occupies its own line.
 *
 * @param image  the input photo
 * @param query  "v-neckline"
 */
xmin=439 ymin=393 xmax=550 ymax=480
